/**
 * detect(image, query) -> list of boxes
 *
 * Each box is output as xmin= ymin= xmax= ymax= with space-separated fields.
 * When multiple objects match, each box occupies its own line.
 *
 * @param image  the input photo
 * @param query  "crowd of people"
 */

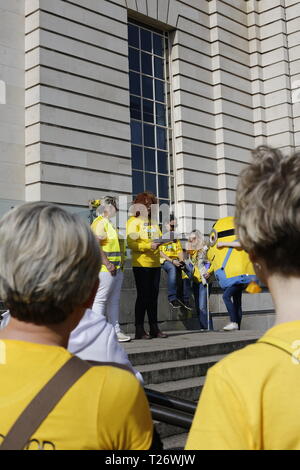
xmin=1 ymin=145 xmax=300 ymax=450
xmin=85 ymin=190 xmax=248 ymax=342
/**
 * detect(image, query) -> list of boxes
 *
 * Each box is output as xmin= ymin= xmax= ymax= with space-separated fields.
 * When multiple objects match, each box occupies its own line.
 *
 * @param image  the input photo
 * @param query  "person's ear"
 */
xmin=249 ymin=251 xmax=268 ymax=285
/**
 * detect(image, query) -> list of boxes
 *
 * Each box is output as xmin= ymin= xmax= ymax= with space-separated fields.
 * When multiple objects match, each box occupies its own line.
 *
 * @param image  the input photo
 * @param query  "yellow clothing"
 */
xmin=160 ymin=240 xmax=183 ymax=264
xmin=126 ymin=216 xmax=161 ymax=267
xmin=185 ymin=321 xmax=300 ymax=450
xmin=0 ymin=340 xmax=153 ymax=450
xmin=91 ymin=216 xmax=122 ymax=272
xmin=207 ymin=216 xmax=255 ymax=282
xmin=188 ymin=249 xmax=213 ymax=284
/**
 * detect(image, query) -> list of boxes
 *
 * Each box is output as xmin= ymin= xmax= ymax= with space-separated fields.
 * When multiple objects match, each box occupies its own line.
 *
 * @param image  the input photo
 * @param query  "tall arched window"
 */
xmin=128 ymin=20 xmax=173 ymax=207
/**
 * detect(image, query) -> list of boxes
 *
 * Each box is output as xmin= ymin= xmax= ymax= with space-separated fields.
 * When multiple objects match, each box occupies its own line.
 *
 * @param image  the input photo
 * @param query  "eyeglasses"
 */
xmin=104 ymin=196 xmax=118 ymax=210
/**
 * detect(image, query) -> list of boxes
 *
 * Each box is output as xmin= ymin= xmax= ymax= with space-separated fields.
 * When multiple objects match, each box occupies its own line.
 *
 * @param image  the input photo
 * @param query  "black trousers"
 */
xmin=133 ymin=267 xmax=161 ymax=328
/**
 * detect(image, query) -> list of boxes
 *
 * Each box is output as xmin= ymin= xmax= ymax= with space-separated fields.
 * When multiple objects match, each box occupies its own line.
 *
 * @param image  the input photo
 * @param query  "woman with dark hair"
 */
xmin=127 ymin=192 xmax=167 ymax=339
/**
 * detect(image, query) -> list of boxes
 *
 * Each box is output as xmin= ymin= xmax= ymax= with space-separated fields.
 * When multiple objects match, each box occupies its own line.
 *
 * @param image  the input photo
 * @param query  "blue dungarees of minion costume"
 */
xmin=208 ymin=216 xmax=258 ymax=329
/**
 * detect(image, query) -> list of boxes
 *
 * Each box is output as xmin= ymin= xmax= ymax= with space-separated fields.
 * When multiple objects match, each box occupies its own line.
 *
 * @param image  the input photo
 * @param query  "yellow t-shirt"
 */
xmin=0 ymin=340 xmax=153 ymax=450
xmin=126 ymin=216 xmax=161 ymax=268
xmin=160 ymin=240 xmax=183 ymax=263
xmin=185 ymin=321 xmax=300 ymax=450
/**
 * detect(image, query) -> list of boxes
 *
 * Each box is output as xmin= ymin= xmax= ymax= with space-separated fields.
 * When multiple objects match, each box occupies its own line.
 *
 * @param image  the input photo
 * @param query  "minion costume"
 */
xmin=208 ymin=216 xmax=258 ymax=330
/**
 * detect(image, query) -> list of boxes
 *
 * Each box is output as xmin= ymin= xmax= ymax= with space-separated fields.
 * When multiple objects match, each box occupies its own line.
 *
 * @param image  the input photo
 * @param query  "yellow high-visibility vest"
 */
xmin=91 ymin=216 xmax=122 ymax=273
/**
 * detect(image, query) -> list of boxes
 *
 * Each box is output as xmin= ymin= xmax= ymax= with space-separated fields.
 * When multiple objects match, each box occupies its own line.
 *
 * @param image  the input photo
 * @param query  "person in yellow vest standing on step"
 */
xmin=91 ymin=196 xmax=131 ymax=343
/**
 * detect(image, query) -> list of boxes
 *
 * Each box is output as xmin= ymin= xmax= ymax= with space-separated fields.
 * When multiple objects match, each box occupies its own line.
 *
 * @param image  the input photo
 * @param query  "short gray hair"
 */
xmin=0 ymin=202 xmax=101 ymax=324
xmin=235 ymin=146 xmax=300 ymax=275
xmin=96 ymin=196 xmax=118 ymax=216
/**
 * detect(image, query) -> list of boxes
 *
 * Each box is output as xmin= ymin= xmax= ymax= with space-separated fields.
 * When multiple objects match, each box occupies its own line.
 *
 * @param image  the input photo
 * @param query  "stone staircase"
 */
xmin=123 ymin=330 xmax=262 ymax=449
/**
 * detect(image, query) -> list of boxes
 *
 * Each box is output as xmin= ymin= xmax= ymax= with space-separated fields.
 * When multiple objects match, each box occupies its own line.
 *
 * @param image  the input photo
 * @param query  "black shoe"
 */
xmin=169 ymin=299 xmax=181 ymax=308
xmin=149 ymin=324 xmax=168 ymax=339
xmin=135 ymin=326 xmax=152 ymax=340
xmin=152 ymin=330 xmax=168 ymax=339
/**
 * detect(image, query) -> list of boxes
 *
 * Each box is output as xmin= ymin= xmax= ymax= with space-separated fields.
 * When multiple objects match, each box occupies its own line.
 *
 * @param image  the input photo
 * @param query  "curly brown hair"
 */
xmin=132 ymin=192 xmax=158 ymax=217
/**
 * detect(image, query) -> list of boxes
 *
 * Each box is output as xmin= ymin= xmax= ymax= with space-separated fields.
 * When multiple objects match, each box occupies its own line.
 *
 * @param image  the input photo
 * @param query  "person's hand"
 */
xmin=204 ymin=272 xmax=210 ymax=279
xmin=172 ymin=260 xmax=181 ymax=267
xmin=151 ymin=242 xmax=160 ymax=250
xmin=106 ymin=262 xmax=117 ymax=276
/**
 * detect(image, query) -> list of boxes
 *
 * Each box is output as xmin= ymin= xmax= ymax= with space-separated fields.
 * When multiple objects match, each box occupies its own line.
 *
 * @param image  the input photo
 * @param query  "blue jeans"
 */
xmin=162 ymin=261 xmax=191 ymax=303
xmin=162 ymin=261 xmax=178 ymax=301
xmin=193 ymin=282 xmax=213 ymax=330
xmin=222 ymin=284 xmax=245 ymax=327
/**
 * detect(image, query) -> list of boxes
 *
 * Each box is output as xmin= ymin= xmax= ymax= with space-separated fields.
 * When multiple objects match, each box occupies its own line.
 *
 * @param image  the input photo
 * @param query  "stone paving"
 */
xmin=123 ymin=329 xmax=263 ymax=355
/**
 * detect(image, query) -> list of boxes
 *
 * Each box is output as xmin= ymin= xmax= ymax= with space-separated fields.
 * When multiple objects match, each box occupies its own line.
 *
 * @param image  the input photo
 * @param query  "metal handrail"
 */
xmin=145 ymin=388 xmax=197 ymax=415
xmin=145 ymin=388 xmax=196 ymax=429
xmin=150 ymin=404 xmax=193 ymax=429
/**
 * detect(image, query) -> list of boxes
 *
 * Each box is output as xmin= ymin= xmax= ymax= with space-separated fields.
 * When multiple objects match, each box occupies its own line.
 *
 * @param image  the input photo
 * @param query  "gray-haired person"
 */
xmin=0 ymin=202 xmax=153 ymax=450
xmin=73 ymin=196 xmax=131 ymax=344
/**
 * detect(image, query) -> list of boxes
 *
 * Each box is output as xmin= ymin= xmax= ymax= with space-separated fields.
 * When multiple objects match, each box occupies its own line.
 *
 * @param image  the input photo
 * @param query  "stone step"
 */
xmin=138 ymin=354 xmax=224 ymax=385
xmin=124 ymin=330 xmax=260 ymax=366
xmin=162 ymin=432 xmax=188 ymax=450
xmin=147 ymin=376 xmax=206 ymax=402
xmin=127 ymin=330 xmax=262 ymax=444
xmin=155 ymin=420 xmax=187 ymax=440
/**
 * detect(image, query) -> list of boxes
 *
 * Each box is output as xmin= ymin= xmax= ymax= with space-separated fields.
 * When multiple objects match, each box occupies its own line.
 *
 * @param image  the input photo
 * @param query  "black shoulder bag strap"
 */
xmin=0 ymin=355 xmax=91 ymax=450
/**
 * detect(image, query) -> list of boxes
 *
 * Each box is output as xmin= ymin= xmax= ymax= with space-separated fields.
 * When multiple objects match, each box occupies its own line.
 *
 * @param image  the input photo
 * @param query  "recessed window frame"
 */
xmin=128 ymin=19 xmax=174 ymax=207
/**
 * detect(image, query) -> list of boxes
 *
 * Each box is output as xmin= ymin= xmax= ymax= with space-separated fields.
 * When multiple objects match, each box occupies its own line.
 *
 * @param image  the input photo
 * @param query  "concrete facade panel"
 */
xmin=38 ymin=11 xmax=127 ymax=55
xmin=38 ymin=52 xmax=128 ymax=90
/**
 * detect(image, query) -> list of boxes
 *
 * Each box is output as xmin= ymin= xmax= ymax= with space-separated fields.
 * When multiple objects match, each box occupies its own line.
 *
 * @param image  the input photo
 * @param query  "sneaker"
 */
xmin=223 ymin=322 xmax=239 ymax=331
xmin=169 ymin=299 xmax=182 ymax=308
xmin=182 ymin=301 xmax=192 ymax=311
xmin=116 ymin=331 xmax=131 ymax=342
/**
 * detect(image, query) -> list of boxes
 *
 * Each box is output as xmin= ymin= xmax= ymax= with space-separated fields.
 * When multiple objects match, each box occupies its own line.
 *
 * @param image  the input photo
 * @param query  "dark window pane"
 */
xmin=144 ymin=123 xmax=155 ymax=147
xmin=143 ymin=99 xmax=154 ymax=123
xmin=156 ymin=103 xmax=166 ymax=126
xmin=158 ymin=175 xmax=169 ymax=199
xmin=142 ymin=76 xmax=153 ymax=99
xmin=159 ymin=199 xmax=170 ymax=208
xmin=157 ymin=151 xmax=168 ymax=174
xmin=131 ymin=121 xmax=142 ymax=145
xmin=141 ymin=52 xmax=152 ymax=76
xmin=144 ymin=148 xmax=156 ymax=172
xmin=154 ymin=57 xmax=164 ymax=79
xmin=141 ymin=29 xmax=152 ymax=52
xmin=156 ymin=126 xmax=167 ymax=150
xmin=129 ymin=47 xmax=140 ymax=72
xmin=132 ymin=145 xmax=143 ymax=170
xmin=133 ymin=170 xmax=144 ymax=194
xmin=155 ymin=79 xmax=165 ymax=102
xmin=129 ymin=72 xmax=141 ymax=96
xmin=153 ymin=34 xmax=163 ymax=56
xmin=130 ymin=96 xmax=141 ymax=120
xmin=128 ymin=24 xmax=139 ymax=48
xmin=145 ymin=172 xmax=157 ymax=194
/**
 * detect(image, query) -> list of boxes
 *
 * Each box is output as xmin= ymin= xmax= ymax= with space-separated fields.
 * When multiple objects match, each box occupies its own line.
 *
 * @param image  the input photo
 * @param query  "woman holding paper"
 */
xmin=127 ymin=192 xmax=168 ymax=339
